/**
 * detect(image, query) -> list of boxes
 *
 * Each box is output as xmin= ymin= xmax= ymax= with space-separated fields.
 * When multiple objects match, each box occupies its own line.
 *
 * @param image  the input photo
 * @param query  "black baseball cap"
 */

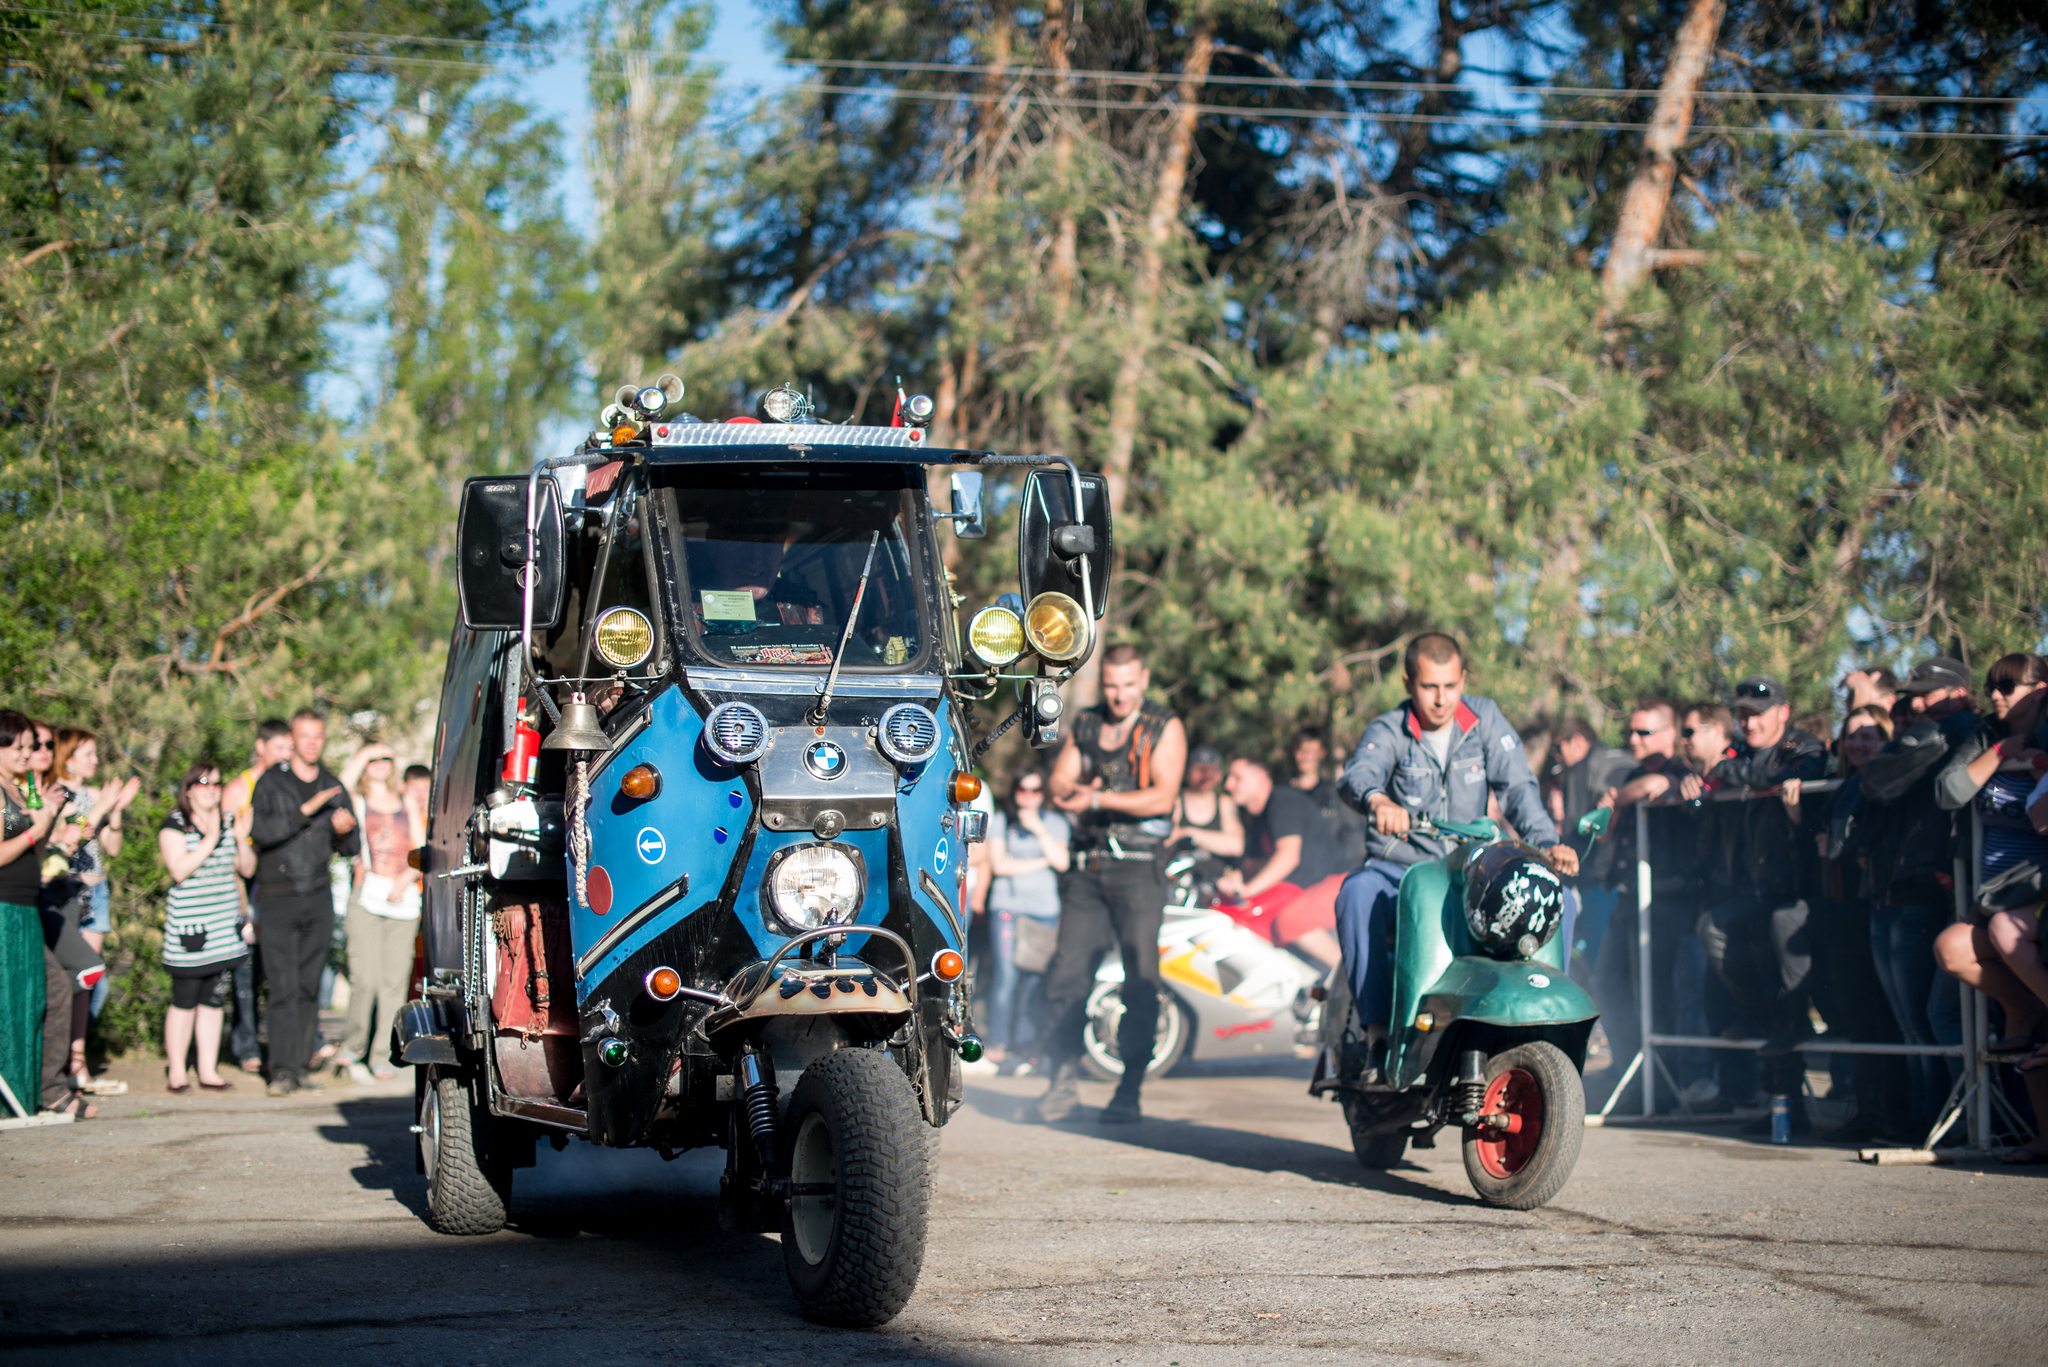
xmin=1188 ymin=745 xmax=1223 ymax=768
xmin=1731 ymin=676 xmax=1787 ymax=710
xmin=1901 ymin=657 xmax=1971 ymax=694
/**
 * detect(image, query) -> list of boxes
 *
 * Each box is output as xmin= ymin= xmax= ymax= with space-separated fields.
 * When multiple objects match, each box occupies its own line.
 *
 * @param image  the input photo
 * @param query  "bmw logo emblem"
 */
xmin=803 ymin=740 xmax=848 ymax=781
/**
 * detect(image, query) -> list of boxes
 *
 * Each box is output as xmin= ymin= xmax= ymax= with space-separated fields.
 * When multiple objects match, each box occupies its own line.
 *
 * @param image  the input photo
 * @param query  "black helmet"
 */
xmin=1458 ymin=841 xmax=1565 ymax=960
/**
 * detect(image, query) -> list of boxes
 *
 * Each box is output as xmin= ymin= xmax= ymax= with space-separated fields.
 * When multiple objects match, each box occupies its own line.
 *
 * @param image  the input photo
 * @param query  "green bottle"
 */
xmin=21 ymin=771 xmax=41 ymax=811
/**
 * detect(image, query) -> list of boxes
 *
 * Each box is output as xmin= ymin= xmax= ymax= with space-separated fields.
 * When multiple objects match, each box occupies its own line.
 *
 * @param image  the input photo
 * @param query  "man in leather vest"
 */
xmin=1035 ymin=644 xmax=1187 ymax=1123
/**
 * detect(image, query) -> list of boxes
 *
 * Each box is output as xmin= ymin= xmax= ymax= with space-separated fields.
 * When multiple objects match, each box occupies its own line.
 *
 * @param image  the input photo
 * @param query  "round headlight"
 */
xmin=967 ymin=605 xmax=1024 ymax=667
xmin=703 ymin=701 xmax=769 ymax=765
xmin=1024 ymin=592 xmax=1090 ymax=662
xmin=761 ymin=385 xmax=805 ymax=423
xmin=905 ymin=393 xmax=935 ymax=423
xmin=592 ymin=606 xmax=654 ymax=668
xmin=634 ymin=384 xmax=668 ymax=416
xmin=766 ymin=842 xmax=865 ymax=933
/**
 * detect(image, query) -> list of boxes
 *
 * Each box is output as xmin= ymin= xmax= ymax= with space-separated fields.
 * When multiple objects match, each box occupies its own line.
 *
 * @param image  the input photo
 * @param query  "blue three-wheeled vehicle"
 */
xmin=397 ymin=376 xmax=1111 ymax=1324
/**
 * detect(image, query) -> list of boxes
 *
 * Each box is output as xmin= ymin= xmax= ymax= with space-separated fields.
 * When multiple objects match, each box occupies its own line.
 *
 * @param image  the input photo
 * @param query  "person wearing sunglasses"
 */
xmin=1680 ymin=676 xmax=1830 ymax=1132
xmin=1927 ymin=654 xmax=2048 ymax=1161
xmin=0 ymin=709 xmax=90 ymax=1119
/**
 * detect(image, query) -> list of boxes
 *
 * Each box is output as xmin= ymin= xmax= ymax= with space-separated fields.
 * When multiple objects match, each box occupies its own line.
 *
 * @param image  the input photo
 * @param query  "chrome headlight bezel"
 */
xmin=592 ymin=606 xmax=655 ymax=668
xmin=762 ymin=841 xmax=866 ymax=934
xmin=967 ymin=605 xmax=1025 ymax=667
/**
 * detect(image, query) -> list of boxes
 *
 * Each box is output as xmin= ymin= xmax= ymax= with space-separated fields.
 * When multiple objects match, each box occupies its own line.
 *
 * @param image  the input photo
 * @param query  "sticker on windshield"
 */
xmin=701 ymin=589 xmax=757 ymax=622
xmin=730 ymin=644 xmax=833 ymax=665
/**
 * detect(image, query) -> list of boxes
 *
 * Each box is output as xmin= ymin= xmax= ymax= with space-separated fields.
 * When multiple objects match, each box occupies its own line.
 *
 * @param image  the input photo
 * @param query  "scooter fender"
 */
xmin=1386 ymin=856 xmax=1581 ymax=1089
xmin=1394 ymin=956 xmax=1597 ymax=1089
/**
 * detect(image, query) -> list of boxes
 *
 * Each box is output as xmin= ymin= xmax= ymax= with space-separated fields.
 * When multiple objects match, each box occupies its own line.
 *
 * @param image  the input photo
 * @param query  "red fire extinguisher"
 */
xmin=502 ymin=700 xmax=539 ymax=788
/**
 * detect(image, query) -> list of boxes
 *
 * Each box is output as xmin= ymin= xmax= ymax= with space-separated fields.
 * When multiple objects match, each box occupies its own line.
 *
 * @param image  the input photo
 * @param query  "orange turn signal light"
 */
xmin=620 ymin=763 xmax=661 ymax=800
xmin=406 ymin=847 xmax=424 ymax=872
xmin=611 ymin=423 xmax=639 ymax=445
xmin=931 ymin=949 xmax=965 ymax=983
xmin=950 ymin=771 xmax=982 ymax=804
xmin=645 ymin=966 xmax=682 ymax=1001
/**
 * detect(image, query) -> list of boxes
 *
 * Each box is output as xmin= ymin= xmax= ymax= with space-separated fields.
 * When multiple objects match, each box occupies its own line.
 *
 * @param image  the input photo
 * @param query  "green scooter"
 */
xmin=1311 ymin=814 xmax=1601 ymax=1210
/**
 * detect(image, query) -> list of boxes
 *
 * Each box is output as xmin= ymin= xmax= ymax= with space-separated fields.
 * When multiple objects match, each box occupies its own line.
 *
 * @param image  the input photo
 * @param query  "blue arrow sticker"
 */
xmin=636 ymin=827 xmax=666 ymax=864
xmin=934 ymin=837 xmax=950 ymax=874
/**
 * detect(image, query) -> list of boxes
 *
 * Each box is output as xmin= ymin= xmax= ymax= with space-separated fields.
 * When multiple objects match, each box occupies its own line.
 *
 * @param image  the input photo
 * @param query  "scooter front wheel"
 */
xmin=1460 ymin=1040 xmax=1584 ymax=1210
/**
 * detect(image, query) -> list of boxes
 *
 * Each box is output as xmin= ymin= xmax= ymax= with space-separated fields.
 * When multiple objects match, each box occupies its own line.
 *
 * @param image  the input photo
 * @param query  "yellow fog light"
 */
xmin=593 ymin=606 xmax=654 ymax=668
xmin=967 ymin=605 xmax=1024 ymax=667
xmin=1024 ymin=592 xmax=1089 ymax=662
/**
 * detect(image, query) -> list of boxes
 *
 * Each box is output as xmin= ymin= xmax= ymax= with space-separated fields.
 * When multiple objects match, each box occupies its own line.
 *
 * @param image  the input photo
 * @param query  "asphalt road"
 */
xmin=3 ymin=1056 xmax=2044 ymax=1366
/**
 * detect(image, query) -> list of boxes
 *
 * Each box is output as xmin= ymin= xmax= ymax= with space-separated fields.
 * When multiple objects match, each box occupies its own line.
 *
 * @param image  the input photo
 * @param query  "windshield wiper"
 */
xmin=811 ymin=530 xmax=880 ymax=723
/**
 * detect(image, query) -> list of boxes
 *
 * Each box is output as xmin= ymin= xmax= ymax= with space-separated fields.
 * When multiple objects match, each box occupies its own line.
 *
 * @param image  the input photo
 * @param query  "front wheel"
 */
xmin=781 ymin=1047 xmax=932 ymax=1327
xmin=1460 ymin=1040 xmax=1584 ymax=1210
xmin=420 ymin=1066 xmax=512 ymax=1235
xmin=1080 ymin=983 xmax=1190 ymax=1082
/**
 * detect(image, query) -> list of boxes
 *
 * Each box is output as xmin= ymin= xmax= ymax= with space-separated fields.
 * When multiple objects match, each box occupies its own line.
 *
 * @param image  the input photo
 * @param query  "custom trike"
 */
xmin=1312 ymin=816 xmax=1597 ymax=1210
xmin=396 ymin=376 xmax=1111 ymax=1324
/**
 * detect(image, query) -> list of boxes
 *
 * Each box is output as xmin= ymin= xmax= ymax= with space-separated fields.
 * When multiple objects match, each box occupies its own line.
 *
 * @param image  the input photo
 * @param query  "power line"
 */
xmin=3 ymin=19 xmax=2042 ymax=142
xmin=2 ymin=2 xmax=2042 ymax=107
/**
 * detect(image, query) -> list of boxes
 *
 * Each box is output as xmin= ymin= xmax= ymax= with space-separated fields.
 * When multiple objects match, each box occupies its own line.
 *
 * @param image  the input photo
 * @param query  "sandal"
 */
xmin=2018 ymin=1042 xmax=2048 ymax=1074
xmin=1999 ymin=1141 xmax=2048 ymax=1165
xmin=166 ymin=1081 xmax=191 ymax=1094
xmin=41 ymin=1092 xmax=97 ymax=1120
xmin=196 ymin=1078 xmax=234 ymax=1091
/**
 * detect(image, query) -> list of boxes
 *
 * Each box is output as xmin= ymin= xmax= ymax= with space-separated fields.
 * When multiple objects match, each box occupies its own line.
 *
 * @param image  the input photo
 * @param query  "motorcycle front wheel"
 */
xmin=1080 ymin=982 xmax=1190 ymax=1082
xmin=1460 ymin=1040 xmax=1584 ymax=1210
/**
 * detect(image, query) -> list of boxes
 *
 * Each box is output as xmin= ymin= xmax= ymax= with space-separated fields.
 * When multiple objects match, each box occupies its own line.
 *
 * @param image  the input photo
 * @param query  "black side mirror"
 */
xmin=457 ymin=475 xmax=566 ymax=632
xmin=1017 ymin=468 xmax=1111 ymax=620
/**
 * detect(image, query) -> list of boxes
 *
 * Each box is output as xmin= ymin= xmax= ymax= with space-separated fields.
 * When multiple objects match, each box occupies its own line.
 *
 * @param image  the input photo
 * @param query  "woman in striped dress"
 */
xmin=156 ymin=761 xmax=254 ymax=1092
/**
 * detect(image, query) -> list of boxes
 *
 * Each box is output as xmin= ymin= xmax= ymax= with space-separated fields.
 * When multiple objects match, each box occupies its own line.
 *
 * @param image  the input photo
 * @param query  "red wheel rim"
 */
xmin=1475 ymin=1066 xmax=1544 ymax=1178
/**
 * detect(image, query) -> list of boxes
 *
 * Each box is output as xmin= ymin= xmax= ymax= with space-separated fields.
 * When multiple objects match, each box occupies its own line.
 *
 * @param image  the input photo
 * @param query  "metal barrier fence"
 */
xmin=1597 ymin=783 xmax=2025 ymax=1154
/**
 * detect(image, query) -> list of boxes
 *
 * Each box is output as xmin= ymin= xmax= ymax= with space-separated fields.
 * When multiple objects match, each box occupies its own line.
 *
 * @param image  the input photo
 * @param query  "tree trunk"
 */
xmin=1597 ymin=0 xmax=1724 ymax=321
xmin=1041 ymin=0 xmax=1080 ymax=460
xmin=1099 ymin=10 xmax=1214 ymax=522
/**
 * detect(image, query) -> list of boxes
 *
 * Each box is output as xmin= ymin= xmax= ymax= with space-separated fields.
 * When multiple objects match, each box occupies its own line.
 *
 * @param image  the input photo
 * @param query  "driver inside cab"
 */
xmin=1334 ymin=632 xmax=1579 ymax=1079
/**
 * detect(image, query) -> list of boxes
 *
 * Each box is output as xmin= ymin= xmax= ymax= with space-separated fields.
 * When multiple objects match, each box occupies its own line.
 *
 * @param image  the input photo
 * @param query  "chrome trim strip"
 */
xmin=576 ymin=873 xmax=692 ymax=979
xmin=687 ymin=668 xmax=942 ymax=698
xmin=493 ymin=1096 xmax=588 ymax=1133
xmin=589 ymin=707 xmax=652 ymax=783
xmin=918 ymin=869 xmax=966 ymax=948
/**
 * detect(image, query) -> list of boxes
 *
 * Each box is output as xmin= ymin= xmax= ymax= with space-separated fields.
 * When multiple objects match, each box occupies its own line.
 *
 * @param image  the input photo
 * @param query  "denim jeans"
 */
xmin=1335 ymin=861 xmax=1407 ymax=1027
xmin=987 ymin=910 xmax=1053 ymax=1051
xmin=1869 ymin=901 xmax=1952 ymax=1131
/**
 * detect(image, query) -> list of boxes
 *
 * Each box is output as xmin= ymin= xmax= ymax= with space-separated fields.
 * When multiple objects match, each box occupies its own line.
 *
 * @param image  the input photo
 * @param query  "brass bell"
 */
xmin=543 ymin=694 xmax=609 ymax=752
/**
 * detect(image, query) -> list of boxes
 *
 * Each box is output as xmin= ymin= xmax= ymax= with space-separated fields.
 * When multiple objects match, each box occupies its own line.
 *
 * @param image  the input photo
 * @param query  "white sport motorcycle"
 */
xmin=1081 ymin=855 xmax=1325 ymax=1081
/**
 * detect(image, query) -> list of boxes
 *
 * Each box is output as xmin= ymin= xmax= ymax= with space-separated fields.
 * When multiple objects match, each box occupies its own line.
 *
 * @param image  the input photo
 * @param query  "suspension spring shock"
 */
xmin=738 ymin=1045 xmax=779 ymax=1171
xmin=1451 ymin=1048 xmax=1488 ymax=1127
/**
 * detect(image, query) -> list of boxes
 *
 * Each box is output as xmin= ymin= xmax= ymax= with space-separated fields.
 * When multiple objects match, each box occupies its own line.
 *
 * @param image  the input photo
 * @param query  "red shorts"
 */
xmin=1216 ymin=873 xmax=1345 ymax=946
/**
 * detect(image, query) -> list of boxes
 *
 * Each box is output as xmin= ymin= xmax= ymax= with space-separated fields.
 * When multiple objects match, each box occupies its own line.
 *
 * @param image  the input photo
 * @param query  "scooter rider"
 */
xmin=1335 ymin=633 xmax=1578 ymax=1079
xmin=1036 ymin=644 xmax=1187 ymax=1124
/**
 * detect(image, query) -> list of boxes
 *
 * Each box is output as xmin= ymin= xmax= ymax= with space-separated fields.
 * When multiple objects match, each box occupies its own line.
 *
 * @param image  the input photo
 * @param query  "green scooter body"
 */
xmin=1384 ymin=821 xmax=1598 ymax=1090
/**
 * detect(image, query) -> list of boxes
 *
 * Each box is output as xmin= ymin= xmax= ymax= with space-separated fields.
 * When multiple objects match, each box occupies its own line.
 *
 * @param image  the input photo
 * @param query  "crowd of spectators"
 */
xmin=963 ymin=647 xmax=2048 ymax=1158
xmin=0 ymin=707 xmax=429 ymax=1120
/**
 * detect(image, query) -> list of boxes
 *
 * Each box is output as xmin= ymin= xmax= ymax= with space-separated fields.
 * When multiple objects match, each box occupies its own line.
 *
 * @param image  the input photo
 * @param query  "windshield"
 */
xmin=662 ymin=468 xmax=931 ymax=671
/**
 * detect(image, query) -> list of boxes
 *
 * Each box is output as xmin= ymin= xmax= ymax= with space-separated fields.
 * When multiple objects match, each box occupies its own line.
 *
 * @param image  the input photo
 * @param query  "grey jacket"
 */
xmin=1338 ymin=694 xmax=1559 ymax=867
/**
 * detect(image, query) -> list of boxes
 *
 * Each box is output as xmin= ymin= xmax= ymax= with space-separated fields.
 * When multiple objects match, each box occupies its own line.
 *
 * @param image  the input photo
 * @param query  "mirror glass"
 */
xmin=457 ymin=475 xmax=566 ymax=632
xmin=947 ymin=470 xmax=986 ymax=538
xmin=1017 ymin=467 xmax=1111 ymax=619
